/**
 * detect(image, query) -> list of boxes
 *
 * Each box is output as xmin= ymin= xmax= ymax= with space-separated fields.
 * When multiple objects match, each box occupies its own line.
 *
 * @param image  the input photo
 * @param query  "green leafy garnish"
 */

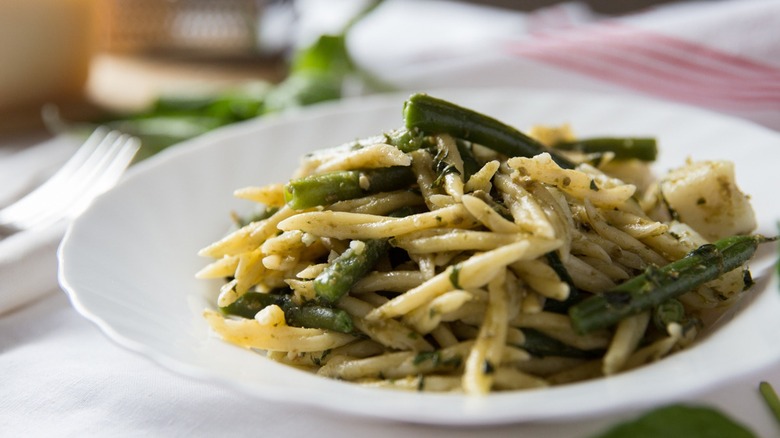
xmin=592 ymin=405 xmax=755 ymax=438
xmin=759 ymin=381 xmax=780 ymax=426
xmin=262 ymin=33 xmax=352 ymax=112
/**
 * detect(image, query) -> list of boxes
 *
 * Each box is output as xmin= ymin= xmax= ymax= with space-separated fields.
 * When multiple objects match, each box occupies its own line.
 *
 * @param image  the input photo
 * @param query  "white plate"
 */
xmin=59 ymin=89 xmax=780 ymax=425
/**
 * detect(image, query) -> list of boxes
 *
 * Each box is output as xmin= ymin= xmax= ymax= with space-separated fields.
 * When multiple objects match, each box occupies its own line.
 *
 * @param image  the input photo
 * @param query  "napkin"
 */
xmin=347 ymin=0 xmax=780 ymax=131
xmin=0 ymin=135 xmax=79 ymax=314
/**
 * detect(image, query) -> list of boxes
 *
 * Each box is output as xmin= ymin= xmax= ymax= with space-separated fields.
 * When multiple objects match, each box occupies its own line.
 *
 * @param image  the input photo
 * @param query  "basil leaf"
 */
xmin=593 ymin=405 xmax=755 ymax=438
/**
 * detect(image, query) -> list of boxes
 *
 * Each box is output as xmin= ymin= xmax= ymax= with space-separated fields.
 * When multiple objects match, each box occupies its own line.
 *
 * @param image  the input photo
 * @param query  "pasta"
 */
xmin=198 ymin=94 xmax=767 ymax=396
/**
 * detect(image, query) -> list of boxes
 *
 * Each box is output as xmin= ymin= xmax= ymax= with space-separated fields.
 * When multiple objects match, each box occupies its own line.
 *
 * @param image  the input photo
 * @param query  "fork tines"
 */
xmin=0 ymin=127 xmax=140 ymax=236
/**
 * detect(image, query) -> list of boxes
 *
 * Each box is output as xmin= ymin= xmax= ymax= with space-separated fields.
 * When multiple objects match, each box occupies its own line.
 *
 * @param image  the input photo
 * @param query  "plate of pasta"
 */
xmin=59 ymin=88 xmax=780 ymax=425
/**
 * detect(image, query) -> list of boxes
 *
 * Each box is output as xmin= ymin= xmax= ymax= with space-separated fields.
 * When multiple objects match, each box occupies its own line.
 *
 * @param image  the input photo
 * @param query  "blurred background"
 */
xmin=0 ymin=0 xmax=676 ymax=142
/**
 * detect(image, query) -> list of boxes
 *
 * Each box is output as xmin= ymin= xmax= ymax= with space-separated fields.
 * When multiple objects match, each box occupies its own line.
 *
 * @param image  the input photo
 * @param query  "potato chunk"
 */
xmin=660 ymin=160 xmax=756 ymax=241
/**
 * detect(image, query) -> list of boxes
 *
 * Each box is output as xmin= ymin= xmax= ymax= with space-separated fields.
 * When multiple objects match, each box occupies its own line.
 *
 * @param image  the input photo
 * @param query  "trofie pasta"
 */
xmin=197 ymin=93 xmax=771 ymax=395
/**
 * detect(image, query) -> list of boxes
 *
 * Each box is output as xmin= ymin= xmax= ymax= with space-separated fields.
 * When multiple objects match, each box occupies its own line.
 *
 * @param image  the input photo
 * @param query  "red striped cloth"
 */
xmin=348 ymin=0 xmax=780 ymax=130
xmin=508 ymin=18 xmax=780 ymax=111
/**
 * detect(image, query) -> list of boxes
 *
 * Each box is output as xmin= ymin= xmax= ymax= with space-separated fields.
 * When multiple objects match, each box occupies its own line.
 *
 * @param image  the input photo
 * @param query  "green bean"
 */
xmin=553 ymin=137 xmax=658 ymax=161
xmin=455 ymin=139 xmax=481 ymax=180
xmin=221 ymin=291 xmax=278 ymax=319
xmin=221 ymin=291 xmax=354 ymax=333
xmin=518 ymin=328 xmax=604 ymax=359
xmin=652 ymin=298 xmax=686 ymax=331
xmin=284 ymin=166 xmax=416 ymax=209
xmin=402 ymin=93 xmax=576 ymax=169
xmin=233 ymin=206 xmax=279 ymax=228
xmin=569 ymin=235 xmax=773 ymax=334
xmin=542 ymin=251 xmax=587 ymax=313
xmin=314 ymin=239 xmax=389 ymax=303
xmin=285 ymin=305 xmax=354 ymax=334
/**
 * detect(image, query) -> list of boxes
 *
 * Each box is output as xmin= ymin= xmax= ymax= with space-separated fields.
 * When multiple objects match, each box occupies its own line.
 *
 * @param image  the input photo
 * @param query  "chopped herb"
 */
xmin=384 ymin=128 xmax=430 ymax=153
xmin=432 ymin=141 xmax=461 ymax=188
xmin=412 ymin=350 xmax=461 ymax=370
xmin=449 ymin=264 xmax=462 ymax=289
xmin=413 ymin=351 xmax=441 ymax=366
xmin=311 ymin=349 xmax=332 ymax=366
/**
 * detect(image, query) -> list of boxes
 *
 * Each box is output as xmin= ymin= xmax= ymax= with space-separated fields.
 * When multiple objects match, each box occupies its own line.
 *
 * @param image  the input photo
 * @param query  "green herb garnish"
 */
xmin=759 ymin=381 xmax=780 ymax=426
xmin=592 ymin=405 xmax=755 ymax=438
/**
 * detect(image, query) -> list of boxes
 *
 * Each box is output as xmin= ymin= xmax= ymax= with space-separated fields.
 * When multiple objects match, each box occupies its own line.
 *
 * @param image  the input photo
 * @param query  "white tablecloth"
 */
xmin=3 ymin=0 xmax=780 ymax=436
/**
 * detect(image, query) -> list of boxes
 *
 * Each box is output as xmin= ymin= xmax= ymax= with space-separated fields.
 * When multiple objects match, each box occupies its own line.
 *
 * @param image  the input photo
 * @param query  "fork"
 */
xmin=0 ymin=127 xmax=140 ymax=237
